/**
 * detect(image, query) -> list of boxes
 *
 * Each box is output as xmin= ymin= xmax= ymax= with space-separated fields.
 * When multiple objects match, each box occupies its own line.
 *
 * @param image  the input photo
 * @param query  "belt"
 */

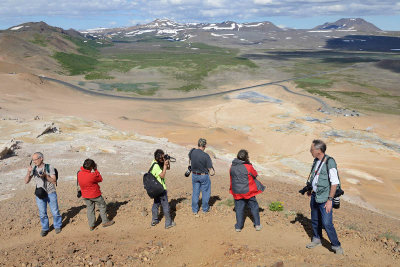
xmin=192 ymin=172 xmax=208 ymax=175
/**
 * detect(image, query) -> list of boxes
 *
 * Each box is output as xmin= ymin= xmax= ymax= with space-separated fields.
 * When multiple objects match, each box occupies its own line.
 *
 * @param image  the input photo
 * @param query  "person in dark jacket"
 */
xmin=230 ymin=149 xmax=265 ymax=232
xmin=77 ymin=158 xmax=114 ymax=231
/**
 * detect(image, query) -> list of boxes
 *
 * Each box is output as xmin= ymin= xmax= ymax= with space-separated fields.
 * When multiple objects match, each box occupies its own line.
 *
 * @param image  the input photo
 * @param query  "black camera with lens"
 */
xmin=77 ymin=190 xmax=82 ymax=198
xmin=299 ymin=182 xmax=313 ymax=195
xmin=184 ymin=166 xmax=192 ymax=177
xmin=163 ymin=154 xmax=176 ymax=162
xmin=332 ymin=187 xmax=344 ymax=209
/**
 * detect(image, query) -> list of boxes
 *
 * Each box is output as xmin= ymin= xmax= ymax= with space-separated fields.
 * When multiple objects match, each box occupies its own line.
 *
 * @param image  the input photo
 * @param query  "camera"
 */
xmin=332 ymin=188 xmax=344 ymax=209
xmin=299 ymin=182 xmax=312 ymax=195
xmin=77 ymin=190 xmax=82 ymax=198
xmin=184 ymin=166 xmax=192 ymax=177
xmin=163 ymin=154 xmax=176 ymax=162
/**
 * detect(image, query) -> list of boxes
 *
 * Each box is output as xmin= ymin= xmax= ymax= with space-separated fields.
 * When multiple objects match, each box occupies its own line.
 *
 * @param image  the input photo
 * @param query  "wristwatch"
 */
xmin=328 ymin=197 xmax=333 ymax=201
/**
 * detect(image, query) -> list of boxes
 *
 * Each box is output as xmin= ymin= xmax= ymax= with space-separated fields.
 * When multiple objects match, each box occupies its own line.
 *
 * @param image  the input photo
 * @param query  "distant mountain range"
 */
xmin=74 ymin=18 xmax=384 ymax=41
xmin=1 ymin=18 xmax=398 ymax=75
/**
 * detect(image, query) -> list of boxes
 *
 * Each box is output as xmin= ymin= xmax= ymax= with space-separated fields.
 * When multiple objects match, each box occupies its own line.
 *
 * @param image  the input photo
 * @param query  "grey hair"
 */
xmin=198 ymin=138 xmax=207 ymax=148
xmin=33 ymin=152 xmax=44 ymax=159
xmin=312 ymin=140 xmax=326 ymax=153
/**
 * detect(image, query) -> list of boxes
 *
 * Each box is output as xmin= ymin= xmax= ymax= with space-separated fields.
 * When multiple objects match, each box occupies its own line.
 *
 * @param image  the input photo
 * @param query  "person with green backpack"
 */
xmin=24 ymin=152 xmax=62 ymax=237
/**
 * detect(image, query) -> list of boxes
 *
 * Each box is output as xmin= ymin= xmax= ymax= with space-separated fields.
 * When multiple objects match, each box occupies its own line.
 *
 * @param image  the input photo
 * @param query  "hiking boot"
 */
xmin=40 ymin=230 xmax=48 ymax=237
xmin=102 ymin=220 xmax=115 ymax=227
xmin=55 ymin=228 xmax=62 ymax=234
xmin=89 ymin=226 xmax=95 ymax=231
xmin=255 ymin=225 xmax=263 ymax=231
xmin=332 ymin=246 xmax=344 ymax=255
xmin=151 ymin=220 xmax=159 ymax=226
xmin=165 ymin=222 xmax=176 ymax=229
xmin=306 ymin=238 xmax=322 ymax=249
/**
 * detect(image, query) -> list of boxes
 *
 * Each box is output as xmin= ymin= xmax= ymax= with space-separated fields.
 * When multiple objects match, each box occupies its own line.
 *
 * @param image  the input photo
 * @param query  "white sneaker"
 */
xmin=255 ymin=225 xmax=263 ymax=231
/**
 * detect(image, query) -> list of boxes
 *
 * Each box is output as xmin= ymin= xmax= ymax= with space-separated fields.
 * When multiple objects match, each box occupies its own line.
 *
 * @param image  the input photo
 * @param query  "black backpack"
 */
xmin=33 ymin=164 xmax=59 ymax=186
xmin=143 ymin=162 xmax=165 ymax=198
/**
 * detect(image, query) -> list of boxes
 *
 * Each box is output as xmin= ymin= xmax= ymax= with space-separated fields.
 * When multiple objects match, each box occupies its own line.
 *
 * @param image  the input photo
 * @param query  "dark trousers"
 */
xmin=310 ymin=194 xmax=341 ymax=247
xmin=152 ymin=190 xmax=172 ymax=226
xmin=234 ymin=196 xmax=260 ymax=230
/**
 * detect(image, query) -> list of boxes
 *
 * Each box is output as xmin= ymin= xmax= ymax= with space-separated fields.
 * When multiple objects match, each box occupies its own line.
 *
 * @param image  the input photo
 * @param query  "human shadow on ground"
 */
xmin=195 ymin=195 xmax=221 ymax=212
xmin=61 ymin=205 xmax=86 ymax=228
xmin=169 ymin=197 xmax=188 ymax=221
xmin=93 ymin=200 xmax=129 ymax=227
xmin=291 ymin=213 xmax=333 ymax=251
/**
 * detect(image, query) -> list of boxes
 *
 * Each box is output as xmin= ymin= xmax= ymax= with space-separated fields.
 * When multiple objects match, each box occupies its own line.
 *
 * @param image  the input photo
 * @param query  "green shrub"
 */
xmin=218 ymin=198 xmax=235 ymax=207
xmin=85 ymin=72 xmax=114 ymax=80
xmin=380 ymin=231 xmax=400 ymax=242
xmin=53 ymin=52 xmax=98 ymax=75
xmin=269 ymin=201 xmax=284 ymax=211
xmin=30 ymin=33 xmax=47 ymax=47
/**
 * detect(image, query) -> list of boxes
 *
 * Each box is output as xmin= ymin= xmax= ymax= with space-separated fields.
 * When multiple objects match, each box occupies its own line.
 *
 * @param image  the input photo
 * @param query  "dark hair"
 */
xmin=237 ymin=149 xmax=249 ymax=164
xmin=83 ymin=158 xmax=96 ymax=170
xmin=312 ymin=139 xmax=327 ymax=153
xmin=154 ymin=149 xmax=164 ymax=161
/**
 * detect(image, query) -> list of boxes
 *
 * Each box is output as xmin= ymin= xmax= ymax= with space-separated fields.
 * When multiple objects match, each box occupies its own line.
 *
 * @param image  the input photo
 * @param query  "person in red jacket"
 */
xmin=230 ymin=149 xmax=265 ymax=232
xmin=77 ymin=159 xmax=114 ymax=231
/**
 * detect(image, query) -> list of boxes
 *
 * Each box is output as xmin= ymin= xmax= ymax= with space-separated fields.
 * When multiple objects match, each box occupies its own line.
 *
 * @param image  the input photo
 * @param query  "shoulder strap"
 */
xmin=148 ymin=162 xmax=158 ymax=173
xmin=307 ymin=157 xmax=320 ymax=182
xmin=326 ymin=157 xmax=341 ymax=186
xmin=188 ymin=148 xmax=195 ymax=163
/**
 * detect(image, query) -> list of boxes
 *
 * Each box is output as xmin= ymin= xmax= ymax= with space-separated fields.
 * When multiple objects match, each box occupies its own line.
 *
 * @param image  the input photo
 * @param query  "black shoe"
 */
xmin=40 ymin=230 xmax=48 ymax=237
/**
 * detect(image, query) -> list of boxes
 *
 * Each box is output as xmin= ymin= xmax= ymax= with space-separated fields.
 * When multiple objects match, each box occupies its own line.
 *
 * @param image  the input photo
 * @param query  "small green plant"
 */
xmin=346 ymin=224 xmax=361 ymax=231
xmin=380 ymin=231 xmax=400 ymax=242
xmin=218 ymin=198 xmax=235 ymax=207
xmin=284 ymin=210 xmax=297 ymax=218
xmin=269 ymin=201 xmax=284 ymax=212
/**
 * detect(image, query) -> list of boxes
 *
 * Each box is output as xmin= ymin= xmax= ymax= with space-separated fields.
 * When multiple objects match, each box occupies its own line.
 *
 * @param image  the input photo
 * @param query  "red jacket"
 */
xmin=229 ymin=159 xmax=264 ymax=200
xmin=77 ymin=167 xmax=102 ymax=199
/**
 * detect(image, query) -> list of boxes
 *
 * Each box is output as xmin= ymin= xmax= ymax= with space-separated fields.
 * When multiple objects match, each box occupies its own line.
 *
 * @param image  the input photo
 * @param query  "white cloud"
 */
xmin=0 ymin=0 xmax=399 ymax=26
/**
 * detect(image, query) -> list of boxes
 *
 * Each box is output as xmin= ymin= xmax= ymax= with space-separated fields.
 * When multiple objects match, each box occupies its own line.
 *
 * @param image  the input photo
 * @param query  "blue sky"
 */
xmin=1 ymin=0 xmax=399 ymax=31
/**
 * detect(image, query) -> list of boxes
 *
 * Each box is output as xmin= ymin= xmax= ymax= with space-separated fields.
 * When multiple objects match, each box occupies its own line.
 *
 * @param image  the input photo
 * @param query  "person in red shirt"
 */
xmin=77 ymin=159 xmax=114 ymax=231
xmin=230 ymin=149 xmax=265 ymax=232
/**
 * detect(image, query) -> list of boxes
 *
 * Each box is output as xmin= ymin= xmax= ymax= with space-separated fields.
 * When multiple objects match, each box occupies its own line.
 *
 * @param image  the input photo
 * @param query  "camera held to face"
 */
xmin=163 ymin=154 xmax=176 ymax=162
xmin=184 ymin=166 xmax=192 ymax=177
xmin=299 ymin=182 xmax=312 ymax=195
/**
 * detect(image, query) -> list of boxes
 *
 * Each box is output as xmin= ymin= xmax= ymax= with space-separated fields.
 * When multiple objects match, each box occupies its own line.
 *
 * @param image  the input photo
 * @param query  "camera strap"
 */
xmin=188 ymin=148 xmax=195 ymax=165
xmin=309 ymin=155 xmax=326 ymax=182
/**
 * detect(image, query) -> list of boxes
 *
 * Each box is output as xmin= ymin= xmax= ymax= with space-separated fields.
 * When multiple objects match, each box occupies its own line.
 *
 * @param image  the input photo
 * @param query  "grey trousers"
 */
xmin=152 ymin=190 xmax=172 ymax=226
xmin=83 ymin=195 xmax=109 ymax=227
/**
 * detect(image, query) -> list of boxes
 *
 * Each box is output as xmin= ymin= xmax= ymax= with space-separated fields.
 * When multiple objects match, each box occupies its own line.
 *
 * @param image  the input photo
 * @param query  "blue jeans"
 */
xmin=310 ymin=194 xmax=341 ymax=247
xmin=234 ymin=197 xmax=260 ymax=229
xmin=35 ymin=192 xmax=62 ymax=231
xmin=191 ymin=174 xmax=211 ymax=213
xmin=152 ymin=190 xmax=172 ymax=226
